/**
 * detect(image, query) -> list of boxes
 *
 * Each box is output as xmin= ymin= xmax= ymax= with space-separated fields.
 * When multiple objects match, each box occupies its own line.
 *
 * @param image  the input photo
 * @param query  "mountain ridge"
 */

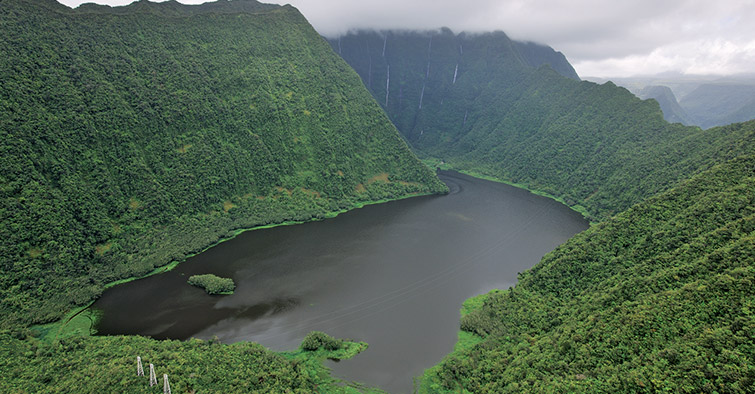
xmin=332 ymin=30 xmax=755 ymax=220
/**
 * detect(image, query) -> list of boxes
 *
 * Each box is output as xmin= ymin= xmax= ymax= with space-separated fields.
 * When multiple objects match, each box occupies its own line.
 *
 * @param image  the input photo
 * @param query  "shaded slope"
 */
xmin=421 ymin=154 xmax=755 ymax=393
xmin=0 ymin=0 xmax=445 ymax=327
xmin=637 ymin=85 xmax=692 ymax=125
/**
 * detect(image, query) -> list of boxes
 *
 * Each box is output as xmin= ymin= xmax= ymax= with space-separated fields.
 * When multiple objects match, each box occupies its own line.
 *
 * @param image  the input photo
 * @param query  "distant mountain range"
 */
xmin=587 ymin=74 xmax=755 ymax=128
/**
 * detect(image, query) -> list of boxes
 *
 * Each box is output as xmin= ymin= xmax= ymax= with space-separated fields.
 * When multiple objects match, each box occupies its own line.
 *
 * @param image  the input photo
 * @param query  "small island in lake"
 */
xmin=187 ymin=274 xmax=235 ymax=295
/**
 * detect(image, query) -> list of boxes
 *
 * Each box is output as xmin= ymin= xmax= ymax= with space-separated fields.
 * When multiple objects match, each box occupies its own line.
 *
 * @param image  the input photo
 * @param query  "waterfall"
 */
xmin=463 ymin=110 xmax=468 ymax=127
xmin=385 ymin=65 xmax=390 ymax=106
xmin=428 ymin=36 xmax=432 ymax=55
xmin=453 ymin=64 xmax=458 ymax=84
xmin=382 ymin=34 xmax=387 ymax=57
xmin=426 ymin=61 xmax=430 ymax=79
xmin=459 ymin=43 xmax=463 ymax=55
xmin=419 ymin=84 xmax=425 ymax=109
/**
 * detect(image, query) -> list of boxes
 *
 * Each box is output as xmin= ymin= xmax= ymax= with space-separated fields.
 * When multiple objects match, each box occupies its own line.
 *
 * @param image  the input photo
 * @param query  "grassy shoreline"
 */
xmin=422 ymin=158 xmax=594 ymax=223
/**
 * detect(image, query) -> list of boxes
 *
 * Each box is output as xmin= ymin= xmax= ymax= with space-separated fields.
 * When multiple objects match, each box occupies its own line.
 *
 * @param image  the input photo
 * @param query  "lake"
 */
xmin=92 ymin=171 xmax=588 ymax=393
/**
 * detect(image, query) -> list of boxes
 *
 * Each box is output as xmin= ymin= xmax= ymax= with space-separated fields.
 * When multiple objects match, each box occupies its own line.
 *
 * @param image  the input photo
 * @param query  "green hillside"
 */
xmin=331 ymin=30 xmax=755 ymax=220
xmin=0 ymin=0 xmax=445 ymax=328
xmin=0 ymin=332 xmax=373 ymax=393
xmin=420 ymin=154 xmax=755 ymax=393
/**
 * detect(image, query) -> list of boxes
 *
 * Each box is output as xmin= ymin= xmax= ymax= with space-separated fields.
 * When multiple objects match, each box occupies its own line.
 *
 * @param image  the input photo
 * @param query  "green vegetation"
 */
xmin=0 ymin=0 xmax=445 ymax=329
xmin=187 ymin=274 xmax=235 ymax=295
xmin=3 ymin=1 xmax=754 ymax=392
xmin=0 ymin=331 xmax=373 ymax=393
xmin=419 ymin=155 xmax=755 ymax=393
xmin=301 ymin=331 xmax=345 ymax=352
xmin=332 ymin=30 xmax=755 ymax=221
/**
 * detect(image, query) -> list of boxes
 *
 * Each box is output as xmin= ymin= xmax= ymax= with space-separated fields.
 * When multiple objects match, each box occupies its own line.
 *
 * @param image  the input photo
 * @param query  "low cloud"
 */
xmin=59 ymin=0 xmax=755 ymax=77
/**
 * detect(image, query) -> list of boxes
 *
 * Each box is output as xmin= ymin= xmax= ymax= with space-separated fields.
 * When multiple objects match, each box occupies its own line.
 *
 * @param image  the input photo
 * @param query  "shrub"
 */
xmin=187 ymin=274 xmax=235 ymax=295
xmin=300 ymin=331 xmax=343 ymax=351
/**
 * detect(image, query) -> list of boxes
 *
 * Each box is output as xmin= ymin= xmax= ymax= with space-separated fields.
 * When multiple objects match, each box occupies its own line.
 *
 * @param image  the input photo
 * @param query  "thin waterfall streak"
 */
xmin=453 ymin=64 xmax=458 ymax=84
xmin=426 ymin=62 xmax=430 ymax=79
xmin=382 ymin=35 xmax=387 ymax=57
xmin=419 ymin=84 xmax=425 ymax=109
xmin=463 ymin=110 xmax=468 ymax=127
xmin=385 ymin=65 xmax=390 ymax=106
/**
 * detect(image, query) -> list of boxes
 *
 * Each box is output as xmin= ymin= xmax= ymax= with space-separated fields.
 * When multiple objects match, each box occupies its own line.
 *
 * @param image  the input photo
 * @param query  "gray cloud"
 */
xmin=58 ymin=0 xmax=755 ymax=77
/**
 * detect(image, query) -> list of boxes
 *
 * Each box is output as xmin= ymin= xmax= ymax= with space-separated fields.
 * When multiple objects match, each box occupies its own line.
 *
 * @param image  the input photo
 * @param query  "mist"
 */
xmin=58 ymin=0 xmax=755 ymax=77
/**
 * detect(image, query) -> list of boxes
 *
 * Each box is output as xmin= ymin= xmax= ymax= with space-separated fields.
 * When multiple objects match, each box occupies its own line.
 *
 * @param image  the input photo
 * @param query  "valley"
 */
xmin=1 ymin=0 xmax=754 ymax=393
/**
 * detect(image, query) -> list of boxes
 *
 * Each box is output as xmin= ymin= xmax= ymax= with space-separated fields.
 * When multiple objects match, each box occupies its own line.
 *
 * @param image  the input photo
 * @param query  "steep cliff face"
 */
xmin=512 ymin=40 xmax=580 ymax=80
xmin=0 ymin=0 xmax=445 ymax=327
xmin=328 ymin=29 xmax=578 ymax=144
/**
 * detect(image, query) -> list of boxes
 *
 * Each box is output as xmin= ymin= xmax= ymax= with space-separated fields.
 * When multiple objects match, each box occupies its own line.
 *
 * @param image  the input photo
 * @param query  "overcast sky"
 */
xmin=58 ymin=0 xmax=755 ymax=78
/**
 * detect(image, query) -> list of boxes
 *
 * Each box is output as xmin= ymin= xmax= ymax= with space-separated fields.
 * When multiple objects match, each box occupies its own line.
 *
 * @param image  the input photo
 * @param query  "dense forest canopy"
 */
xmin=419 ymin=153 xmax=755 ymax=393
xmin=0 ymin=0 xmax=445 ymax=328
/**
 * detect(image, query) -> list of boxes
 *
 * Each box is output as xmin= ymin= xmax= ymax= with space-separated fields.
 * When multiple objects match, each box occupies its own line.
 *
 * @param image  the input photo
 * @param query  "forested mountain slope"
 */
xmin=332 ymin=30 xmax=755 ymax=220
xmin=421 ymin=153 xmax=755 ymax=393
xmin=0 ymin=0 xmax=445 ymax=328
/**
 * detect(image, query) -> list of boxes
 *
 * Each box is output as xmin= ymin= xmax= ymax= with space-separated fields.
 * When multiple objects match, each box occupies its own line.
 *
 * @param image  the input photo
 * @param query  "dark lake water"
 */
xmin=92 ymin=171 xmax=588 ymax=393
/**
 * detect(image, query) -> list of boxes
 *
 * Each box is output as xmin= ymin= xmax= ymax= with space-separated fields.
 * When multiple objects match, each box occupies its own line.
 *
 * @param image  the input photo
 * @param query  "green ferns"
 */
xmin=187 ymin=274 xmax=235 ymax=295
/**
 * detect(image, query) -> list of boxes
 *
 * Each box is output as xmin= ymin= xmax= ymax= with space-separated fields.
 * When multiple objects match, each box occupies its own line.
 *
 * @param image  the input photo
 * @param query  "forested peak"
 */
xmin=70 ymin=0 xmax=281 ymax=16
xmin=5 ymin=0 xmax=284 ymax=16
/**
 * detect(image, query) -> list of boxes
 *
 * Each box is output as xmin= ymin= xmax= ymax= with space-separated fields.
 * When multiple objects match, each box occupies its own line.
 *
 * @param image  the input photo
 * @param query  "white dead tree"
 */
xmin=163 ymin=374 xmax=171 ymax=394
xmin=137 ymin=356 xmax=144 ymax=376
xmin=149 ymin=364 xmax=157 ymax=386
